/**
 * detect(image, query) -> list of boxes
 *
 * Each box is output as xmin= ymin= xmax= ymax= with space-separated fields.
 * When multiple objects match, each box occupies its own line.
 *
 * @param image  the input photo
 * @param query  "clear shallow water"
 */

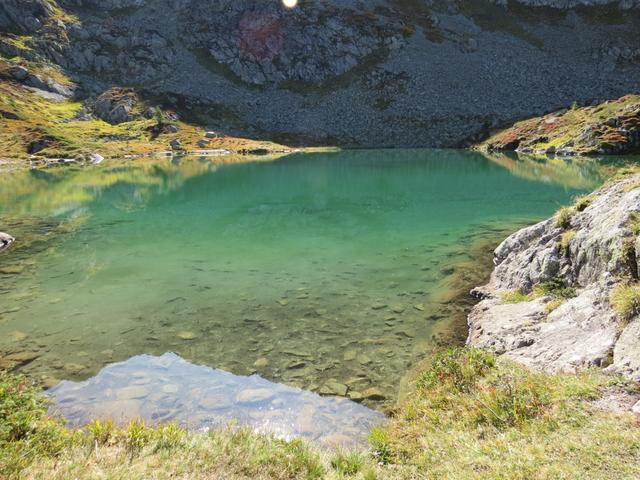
xmin=0 ymin=150 xmax=602 ymax=410
xmin=48 ymin=352 xmax=385 ymax=448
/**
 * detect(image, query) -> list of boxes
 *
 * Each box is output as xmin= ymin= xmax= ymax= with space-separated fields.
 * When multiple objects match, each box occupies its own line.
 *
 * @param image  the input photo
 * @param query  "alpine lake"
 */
xmin=0 ymin=149 xmax=610 ymax=445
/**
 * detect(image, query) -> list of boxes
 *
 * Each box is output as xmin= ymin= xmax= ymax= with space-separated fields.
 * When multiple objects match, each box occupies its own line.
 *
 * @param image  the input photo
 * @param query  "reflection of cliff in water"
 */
xmin=481 ymin=152 xmax=603 ymax=190
xmin=48 ymin=353 xmax=385 ymax=448
xmin=0 ymin=155 xmax=288 ymax=217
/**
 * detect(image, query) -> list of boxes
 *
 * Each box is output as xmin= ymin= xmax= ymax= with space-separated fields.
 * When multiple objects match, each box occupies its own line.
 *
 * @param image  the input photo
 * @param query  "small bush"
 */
xmin=545 ymin=298 xmax=565 ymax=314
xmin=610 ymin=283 xmax=640 ymax=321
xmin=369 ymin=427 xmax=393 ymax=465
xmin=0 ymin=373 xmax=73 ymax=477
xmin=555 ymin=206 xmax=573 ymax=229
xmin=621 ymin=238 xmax=639 ymax=279
xmin=124 ymin=419 xmax=152 ymax=454
xmin=417 ymin=348 xmax=496 ymax=392
xmin=86 ymin=419 xmax=115 ymax=446
xmin=472 ymin=374 xmax=551 ymax=429
xmin=154 ymin=422 xmax=184 ymax=451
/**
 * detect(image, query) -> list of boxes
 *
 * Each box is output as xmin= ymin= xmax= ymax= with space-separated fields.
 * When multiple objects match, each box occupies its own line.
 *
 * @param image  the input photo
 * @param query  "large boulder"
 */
xmin=467 ymin=173 xmax=640 ymax=379
xmin=91 ymin=88 xmax=140 ymax=125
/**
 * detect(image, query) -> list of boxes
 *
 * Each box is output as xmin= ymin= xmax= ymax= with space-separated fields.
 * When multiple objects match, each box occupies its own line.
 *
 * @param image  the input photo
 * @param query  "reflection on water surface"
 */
xmin=48 ymin=352 xmax=385 ymax=448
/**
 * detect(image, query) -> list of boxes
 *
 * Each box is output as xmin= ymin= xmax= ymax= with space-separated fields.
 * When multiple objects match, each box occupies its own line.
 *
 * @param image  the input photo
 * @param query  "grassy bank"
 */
xmin=2 ymin=348 xmax=639 ymax=479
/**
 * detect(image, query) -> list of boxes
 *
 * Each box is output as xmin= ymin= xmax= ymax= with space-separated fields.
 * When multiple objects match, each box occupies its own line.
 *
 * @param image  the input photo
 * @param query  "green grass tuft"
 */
xmin=559 ymin=230 xmax=576 ymax=256
xmin=555 ymin=206 xmax=573 ymax=229
xmin=501 ymin=289 xmax=533 ymax=303
xmin=573 ymin=195 xmax=593 ymax=212
xmin=610 ymin=283 xmax=640 ymax=321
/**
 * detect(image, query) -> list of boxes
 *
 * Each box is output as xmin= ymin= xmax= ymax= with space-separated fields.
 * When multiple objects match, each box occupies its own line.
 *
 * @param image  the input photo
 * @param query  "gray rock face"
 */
xmin=0 ymin=0 xmax=53 ymax=33
xmin=16 ymin=0 xmax=640 ymax=147
xmin=468 ymin=174 xmax=640 ymax=380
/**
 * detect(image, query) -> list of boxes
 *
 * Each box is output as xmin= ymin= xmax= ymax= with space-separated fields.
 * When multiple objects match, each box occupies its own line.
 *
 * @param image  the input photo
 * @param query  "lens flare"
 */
xmin=282 ymin=0 xmax=298 ymax=8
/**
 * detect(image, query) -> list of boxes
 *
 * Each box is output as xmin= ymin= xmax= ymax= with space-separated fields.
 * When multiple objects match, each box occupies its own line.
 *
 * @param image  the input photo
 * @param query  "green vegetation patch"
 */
xmin=371 ymin=348 xmax=640 ymax=479
xmin=3 ymin=350 xmax=640 ymax=479
xmin=610 ymin=283 xmax=640 ymax=322
xmin=502 ymin=277 xmax=576 ymax=308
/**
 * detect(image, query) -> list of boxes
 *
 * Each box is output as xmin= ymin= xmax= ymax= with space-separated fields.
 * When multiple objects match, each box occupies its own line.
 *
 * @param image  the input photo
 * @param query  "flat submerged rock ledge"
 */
xmin=467 ymin=173 xmax=640 ymax=383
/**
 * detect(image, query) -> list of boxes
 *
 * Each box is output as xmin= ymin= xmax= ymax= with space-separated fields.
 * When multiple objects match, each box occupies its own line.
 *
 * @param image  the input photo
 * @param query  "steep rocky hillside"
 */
xmin=1 ymin=0 xmax=640 ymax=148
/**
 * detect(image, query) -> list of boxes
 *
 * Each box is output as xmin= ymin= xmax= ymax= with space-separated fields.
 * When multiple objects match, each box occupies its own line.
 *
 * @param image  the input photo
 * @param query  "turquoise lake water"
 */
xmin=0 ymin=150 xmax=602 ymax=409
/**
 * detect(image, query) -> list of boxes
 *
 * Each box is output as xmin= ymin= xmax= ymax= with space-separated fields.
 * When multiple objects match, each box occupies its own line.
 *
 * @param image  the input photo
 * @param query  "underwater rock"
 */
xmin=177 ymin=331 xmax=197 ymax=340
xmin=236 ymin=388 xmax=275 ymax=404
xmin=63 ymin=363 xmax=86 ymax=375
xmin=253 ymin=357 xmax=270 ymax=368
xmin=319 ymin=380 xmax=348 ymax=397
xmin=0 ymin=232 xmax=15 ymax=249
xmin=361 ymin=387 xmax=386 ymax=401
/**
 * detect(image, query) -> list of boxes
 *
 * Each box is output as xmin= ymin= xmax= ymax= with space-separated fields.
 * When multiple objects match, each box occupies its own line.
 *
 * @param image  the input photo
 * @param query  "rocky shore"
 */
xmin=467 ymin=171 xmax=640 ymax=383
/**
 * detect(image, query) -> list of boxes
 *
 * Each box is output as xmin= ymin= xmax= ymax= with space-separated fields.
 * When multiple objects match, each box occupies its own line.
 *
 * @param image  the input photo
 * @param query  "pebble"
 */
xmin=177 ymin=331 xmax=197 ymax=340
xmin=357 ymin=354 xmax=372 ymax=365
xmin=392 ymin=306 xmax=405 ymax=313
xmin=0 ymin=265 xmax=24 ymax=274
xmin=162 ymin=384 xmax=180 ymax=394
xmin=254 ymin=357 xmax=270 ymax=368
xmin=371 ymin=303 xmax=387 ymax=310
xmin=414 ymin=304 xmax=425 ymax=311
xmin=287 ymin=360 xmax=307 ymax=370
xmin=4 ymin=350 xmax=40 ymax=366
xmin=343 ymin=350 xmax=357 ymax=361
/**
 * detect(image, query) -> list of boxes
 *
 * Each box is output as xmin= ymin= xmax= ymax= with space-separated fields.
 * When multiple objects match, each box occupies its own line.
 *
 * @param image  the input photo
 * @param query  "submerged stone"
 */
xmin=320 ymin=380 xmax=348 ymax=397
xmin=177 ymin=331 xmax=197 ymax=340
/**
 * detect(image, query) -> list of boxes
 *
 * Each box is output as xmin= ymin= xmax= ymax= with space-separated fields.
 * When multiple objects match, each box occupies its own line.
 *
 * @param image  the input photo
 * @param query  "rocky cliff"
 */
xmin=468 ymin=172 xmax=640 ymax=381
xmin=1 ymin=0 xmax=639 ymax=148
